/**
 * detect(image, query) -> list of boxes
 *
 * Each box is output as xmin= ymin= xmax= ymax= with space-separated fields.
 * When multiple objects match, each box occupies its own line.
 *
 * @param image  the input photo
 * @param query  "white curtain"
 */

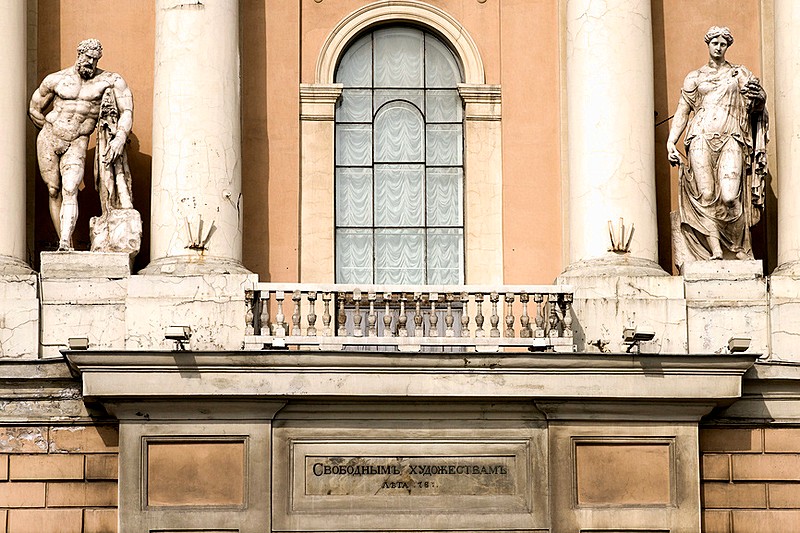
xmin=334 ymin=26 xmax=465 ymax=285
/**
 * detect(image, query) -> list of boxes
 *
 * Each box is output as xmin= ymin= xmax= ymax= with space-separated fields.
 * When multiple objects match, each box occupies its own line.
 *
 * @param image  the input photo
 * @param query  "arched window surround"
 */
xmin=300 ymin=0 xmax=502 ymax=284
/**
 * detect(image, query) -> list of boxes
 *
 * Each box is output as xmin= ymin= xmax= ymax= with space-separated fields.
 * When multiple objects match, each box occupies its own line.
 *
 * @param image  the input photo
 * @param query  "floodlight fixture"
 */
xmin=166 ymin=325 xmax=191 ymax=350
xmin=67 ymin=337 xmax=89 ymax=350
xmin=728 ymin=337 xmax=751 ymax=354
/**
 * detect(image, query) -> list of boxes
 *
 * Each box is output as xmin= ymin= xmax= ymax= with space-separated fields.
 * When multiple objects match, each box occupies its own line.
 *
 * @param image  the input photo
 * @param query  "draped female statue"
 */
xmin=666 ymin=26 xmax=768 ymax=261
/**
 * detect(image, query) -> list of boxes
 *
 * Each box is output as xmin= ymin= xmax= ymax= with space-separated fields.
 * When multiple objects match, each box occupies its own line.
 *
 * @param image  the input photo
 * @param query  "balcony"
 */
xmin=244 ymin=283 xmax=575 ymax=353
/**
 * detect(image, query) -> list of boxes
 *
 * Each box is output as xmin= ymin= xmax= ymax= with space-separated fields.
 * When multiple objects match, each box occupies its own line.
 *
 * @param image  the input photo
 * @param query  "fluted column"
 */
xmin=564 ymin=0 xmax=664 ymax=276
xmin=0 ymin=1 xmax=30 ymax=273
xmin=775 ymin=0 xmax=800 ymax=274
xmin=145 ymin=0 xmax=247 ymax=274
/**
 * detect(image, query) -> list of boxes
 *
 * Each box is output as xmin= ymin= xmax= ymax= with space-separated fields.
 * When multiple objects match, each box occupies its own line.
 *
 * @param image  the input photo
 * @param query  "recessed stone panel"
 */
xmin=146 ymin=440 xmax=245 ymax=507
xmin=575 ymin=443 xmax=672 ymax=506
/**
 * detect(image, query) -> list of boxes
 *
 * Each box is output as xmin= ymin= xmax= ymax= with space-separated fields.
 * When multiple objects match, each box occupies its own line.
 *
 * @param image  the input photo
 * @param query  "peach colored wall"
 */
xmin=653 ymin=0 xmax=764 ymax=272
xmin=500 ymin=0 xmax=562 ymax=283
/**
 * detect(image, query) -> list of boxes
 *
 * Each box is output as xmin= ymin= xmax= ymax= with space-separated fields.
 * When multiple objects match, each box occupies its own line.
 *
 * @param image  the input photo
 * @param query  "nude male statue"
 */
xmin=29 ymin=38 xmax=133 ymax=251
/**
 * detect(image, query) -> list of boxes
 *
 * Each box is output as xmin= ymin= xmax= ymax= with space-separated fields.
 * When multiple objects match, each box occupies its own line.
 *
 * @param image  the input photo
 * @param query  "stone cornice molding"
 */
xmin=315 ymin=0 xmax=485 ymax=84
xmin=458 ymin=83 xmax=502 ymax=121
xmin=66 ymin=351 xmax=755 ymax=404
xmin=300 ymin=83 xmax=343 ymax=121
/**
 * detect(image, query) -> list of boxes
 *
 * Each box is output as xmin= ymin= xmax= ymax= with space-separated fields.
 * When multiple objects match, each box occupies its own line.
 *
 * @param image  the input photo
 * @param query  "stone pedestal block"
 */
xmin=0 ymin=275 xmax=39 ymax=358
xmin=768 ymin=275 xmax=800 ymax=362
xmin=40 ymin=251 xmax=132 ymax=279
xmin=683 ymin=261 xmax=767 ymax=355
xmin=126 ymin=273 xmax=257 ymax=351
xmin=40 ymin=256 xmax=129 ymax=358
xmin=557 ymin=272 xmax=687 ymax=353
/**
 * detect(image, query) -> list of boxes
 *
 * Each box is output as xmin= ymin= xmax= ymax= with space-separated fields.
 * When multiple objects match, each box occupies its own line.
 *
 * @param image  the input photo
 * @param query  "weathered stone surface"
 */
xmin=0 ymin=427 xmax=47 ymax=453
xmin=40 ymin=251 xmax=131 ymax=279
xmin=0 ymin=275 xmax=39 ymax=359
xmin=90 ymin=208 xmax=142 ymax=256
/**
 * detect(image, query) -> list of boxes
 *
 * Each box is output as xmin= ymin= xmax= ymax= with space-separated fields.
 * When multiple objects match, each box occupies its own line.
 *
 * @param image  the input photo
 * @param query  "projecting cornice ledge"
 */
xmin=64 ymin=351 xmax=756 ymax=408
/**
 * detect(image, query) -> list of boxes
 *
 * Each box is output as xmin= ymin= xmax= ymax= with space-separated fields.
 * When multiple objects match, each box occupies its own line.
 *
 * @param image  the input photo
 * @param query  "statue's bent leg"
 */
xmin=719 ymin=141 xmax=749 ymax=259
xmin=36 ymin=132 xmax=63 ymax=236
xmin=688 ymin=138 xmax=724 ymax=259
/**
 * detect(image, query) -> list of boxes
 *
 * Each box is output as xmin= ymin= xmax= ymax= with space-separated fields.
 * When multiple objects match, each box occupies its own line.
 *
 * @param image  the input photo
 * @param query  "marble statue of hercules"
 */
xmin=28 ymin=38 xmax=133 ymax=251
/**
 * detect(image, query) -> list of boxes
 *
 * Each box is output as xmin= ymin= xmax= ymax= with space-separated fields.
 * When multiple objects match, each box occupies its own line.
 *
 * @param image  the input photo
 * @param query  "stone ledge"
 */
xmin=65 ymin=351 xmax=756 ymax=404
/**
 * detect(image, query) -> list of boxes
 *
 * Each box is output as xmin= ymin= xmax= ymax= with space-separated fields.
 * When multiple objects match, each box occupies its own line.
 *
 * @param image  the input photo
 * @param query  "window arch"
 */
xmin=334 ymin=26 xmax=465 ymax=284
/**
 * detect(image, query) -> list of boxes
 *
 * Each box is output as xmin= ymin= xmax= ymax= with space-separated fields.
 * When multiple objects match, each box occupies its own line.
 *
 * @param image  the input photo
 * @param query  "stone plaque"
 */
xmin=306 ymin=455 xmax=515 ymax=496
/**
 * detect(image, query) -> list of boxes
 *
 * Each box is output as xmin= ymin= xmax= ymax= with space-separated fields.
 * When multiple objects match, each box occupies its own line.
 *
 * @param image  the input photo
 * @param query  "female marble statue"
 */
xmin=666 ymin=26 xmax=768 ymax=261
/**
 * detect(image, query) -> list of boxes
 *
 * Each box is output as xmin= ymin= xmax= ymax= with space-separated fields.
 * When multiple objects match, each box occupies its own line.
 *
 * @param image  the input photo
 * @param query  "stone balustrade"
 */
xmin=244 ymin=283 xmax=574 ymax=352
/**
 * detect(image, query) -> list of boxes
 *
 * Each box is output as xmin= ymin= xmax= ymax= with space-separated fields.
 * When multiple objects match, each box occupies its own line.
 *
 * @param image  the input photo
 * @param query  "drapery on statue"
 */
xmin=29 ymin=38 xmax=141 ymax=255
xmin=666 ymin=26 xmax=768 ymax=262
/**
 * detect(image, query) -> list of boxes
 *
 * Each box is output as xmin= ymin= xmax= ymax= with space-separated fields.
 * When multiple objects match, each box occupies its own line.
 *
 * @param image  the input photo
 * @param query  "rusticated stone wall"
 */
xmin=0 ymin=425 xmax=118 ymax=533
xmin=701 ymin=427 xmax=800 ymax=532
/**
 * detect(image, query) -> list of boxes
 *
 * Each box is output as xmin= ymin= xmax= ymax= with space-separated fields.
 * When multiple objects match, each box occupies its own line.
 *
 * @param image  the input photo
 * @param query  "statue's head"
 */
xmin=704 ymin=26 xmax=734 ymax=46
xmin=75 ymin=38 xmax=103 ymax=80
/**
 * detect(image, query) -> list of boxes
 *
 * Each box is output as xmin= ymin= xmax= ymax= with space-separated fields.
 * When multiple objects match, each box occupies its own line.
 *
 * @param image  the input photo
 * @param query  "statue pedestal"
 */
xmin=40 ymin=251 xmax=132 ymax=279
xmin=683 ymin=260 xmax=768 ymax=355
xmin=39 ymin=251 xmax=131 ymax=357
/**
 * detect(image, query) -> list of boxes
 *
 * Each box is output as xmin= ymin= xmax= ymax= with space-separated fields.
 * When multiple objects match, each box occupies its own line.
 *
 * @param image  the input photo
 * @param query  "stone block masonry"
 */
xmin=700 ymin=427 xmax=800 ymax=532
xmin=0 ymin=425 xmax=118 ymax=533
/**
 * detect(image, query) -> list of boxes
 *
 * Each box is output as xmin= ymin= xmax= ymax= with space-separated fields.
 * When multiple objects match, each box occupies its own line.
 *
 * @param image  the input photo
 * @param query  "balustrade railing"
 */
xmin=244 ymin=283 xmax=574 ymax=352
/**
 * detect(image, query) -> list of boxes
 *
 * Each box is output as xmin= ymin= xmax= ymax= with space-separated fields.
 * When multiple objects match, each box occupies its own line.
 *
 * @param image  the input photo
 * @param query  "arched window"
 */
xmin=334 ymin=26 xmax=465 ymax=285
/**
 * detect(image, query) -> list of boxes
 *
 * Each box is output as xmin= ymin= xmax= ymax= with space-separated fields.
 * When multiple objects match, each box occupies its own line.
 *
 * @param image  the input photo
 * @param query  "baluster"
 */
xmin=353 ymin=289 xmax=363 ymax=337
xmin=367 ymin=292 xmax=377 ymax=337
xmin=307 ymin=291 xmax=317 ymax=336
xmin=262 ymin=292 xmax=270 ymax=336
xmin=561 ymin=294 xmax=574 ymax=338
xmin=413 ymin=293 xmax=423 ymax=337
xmin=489 ymin=292 xmax=500 ymax=338
xmin=337 ymin=293 xmax=347 ymax=336
xmin=274 ymin=291 xmax=286 ymax=337
xmin=445 ymin=293 xmax=455 ymax=338
xmin=245 ymin=290 xmax=255 ymax=336
xmin=383 ymin=292 xmax=393 ymax=337
xmin=548 ymin=296 xmax=559 ymax=338
xmin=291 ymin=290 xmax=302 ymax=335
xmin=534 ymin=294 xmax=545 ymax=338
xmin=398 ymin=294 xmax=408 ymax=337
xmin=504 ymin=292 xmax=515 ymax=338
xmin=322 ymin=292 xmax=332 ymax=336
xmin=460 ymin=292 xmax=470 ymax=338
xmin=429 ymin=293 xmax=439 ymax=337
xmin=519 ymin=292 xmax=532 ymax=338
xmin=474 ymin=292 xmax=485 ymax=338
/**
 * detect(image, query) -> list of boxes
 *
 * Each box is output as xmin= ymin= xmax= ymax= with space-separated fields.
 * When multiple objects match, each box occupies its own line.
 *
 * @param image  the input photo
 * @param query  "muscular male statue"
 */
xmin=29 ymin=39 xmax=133 ymax=251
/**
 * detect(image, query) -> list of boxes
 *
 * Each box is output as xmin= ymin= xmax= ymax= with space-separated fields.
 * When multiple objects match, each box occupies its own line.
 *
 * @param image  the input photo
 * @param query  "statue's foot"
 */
xmin=57 ymin=241 xmax=74 ymax=252
xmin=735 ymin=251 xmax=753 ymax=260
xmin=710 ymin=253 xmax=723 ymax=260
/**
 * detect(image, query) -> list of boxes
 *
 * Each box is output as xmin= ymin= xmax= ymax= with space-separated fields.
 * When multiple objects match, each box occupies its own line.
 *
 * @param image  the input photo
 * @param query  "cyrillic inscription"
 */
xmin=305 ymin=456 xmax=515 ymax=496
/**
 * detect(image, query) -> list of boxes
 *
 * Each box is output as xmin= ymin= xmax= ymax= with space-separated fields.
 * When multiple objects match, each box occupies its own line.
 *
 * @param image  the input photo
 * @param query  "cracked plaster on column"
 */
xmin=149 ymin=0 xmax=243 ymax=271
xmin=566 ymin=0 xmax=658 ymax=264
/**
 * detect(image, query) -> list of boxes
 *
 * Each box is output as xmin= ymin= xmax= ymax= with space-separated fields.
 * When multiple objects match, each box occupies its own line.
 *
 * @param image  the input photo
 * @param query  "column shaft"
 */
xmin=565 ymin=0 xmax=661 ymax=274
xmin=775 ymin=0 xmax=800 ymax=273
xmin=0 ymin=1 xmax=29 ymax=271
xmin=147 ymin=0 xmax=247 ymax=274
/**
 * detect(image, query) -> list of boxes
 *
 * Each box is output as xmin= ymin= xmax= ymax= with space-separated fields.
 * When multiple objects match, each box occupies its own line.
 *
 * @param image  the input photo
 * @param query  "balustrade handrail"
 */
xmin=244 ymin=282 xmax=575 ymax=353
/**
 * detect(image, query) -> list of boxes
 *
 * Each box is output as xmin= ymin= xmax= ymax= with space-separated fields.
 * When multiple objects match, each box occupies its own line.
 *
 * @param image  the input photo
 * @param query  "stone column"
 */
xmin=0 ymin=1 xmax=30 ymax=273
xmin=145 ymin=0 xmax=247 ymax=275
xmin=563 ymin=0 xmax=663 ymax=276
xmin=775 ymin=0 xmax=800 ymax=274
